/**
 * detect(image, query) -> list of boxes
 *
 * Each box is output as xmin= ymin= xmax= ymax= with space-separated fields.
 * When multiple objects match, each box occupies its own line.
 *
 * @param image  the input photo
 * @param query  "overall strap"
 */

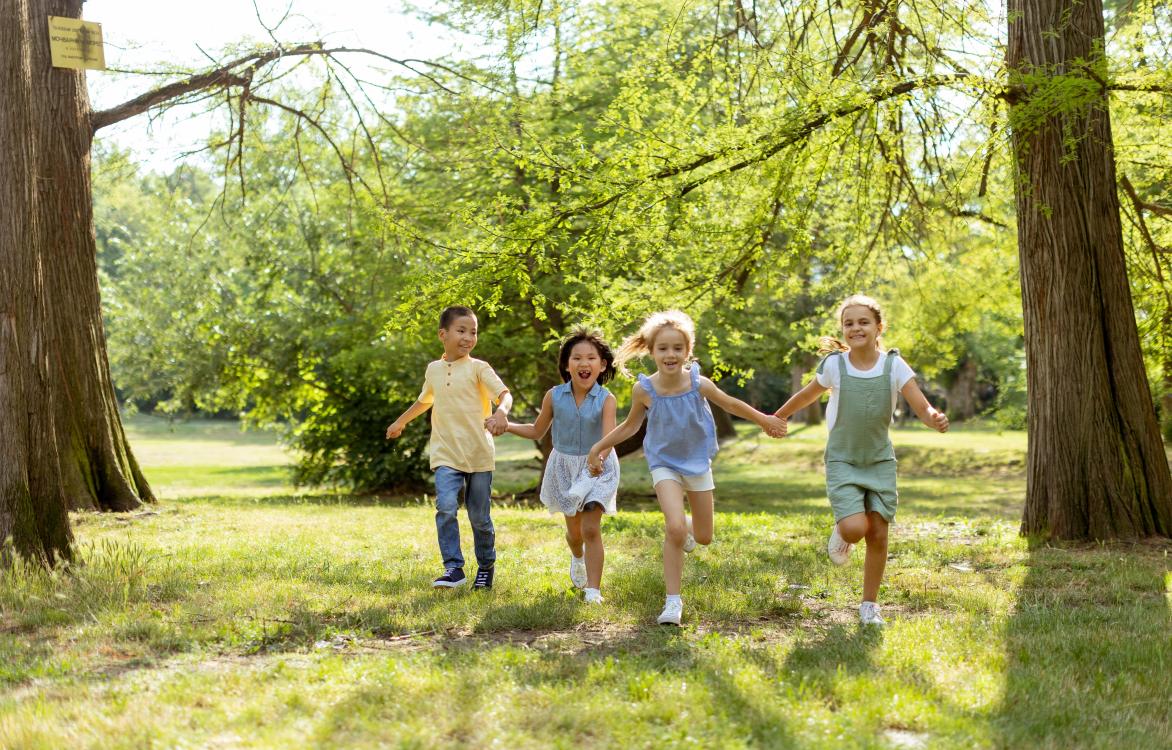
xmin=883 ymin=349 xmax=900 ymax=398
xmin=689 ymin=363 xmax=701 ymax=390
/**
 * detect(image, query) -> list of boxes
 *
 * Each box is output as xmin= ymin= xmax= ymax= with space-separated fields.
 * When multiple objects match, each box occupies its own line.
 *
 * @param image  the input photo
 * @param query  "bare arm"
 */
xmin=386 ymin=400 xmax=432 ymax=439
xmin=698 ymin=377 xmax=786 ymax=437
xmin=587 ymin=384 xmax=650 ymax=471
xmin=485 ymin=389 xmax=513 ymax=436
xmin=598 ymin=393 xmax=619 ymax=458
xmin=506 ymin=389 xmax=554 ymax=440
xmin=774 ymin=378 xmax=829 ymax=420
xmin=900 ymin=379 xmax=949 ymax=432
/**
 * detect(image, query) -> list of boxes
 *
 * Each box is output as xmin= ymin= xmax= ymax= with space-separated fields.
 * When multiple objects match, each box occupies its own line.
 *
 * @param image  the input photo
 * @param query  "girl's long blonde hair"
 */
xmin=614 ymin=310 xmax=697 ymax=375
xmin=818 ymin=295 xmax=885 ymax=355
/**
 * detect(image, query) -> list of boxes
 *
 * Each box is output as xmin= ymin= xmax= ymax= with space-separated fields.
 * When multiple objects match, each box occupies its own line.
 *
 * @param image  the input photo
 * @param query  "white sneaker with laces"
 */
xmin=657 ymin=598 xmax=684 ymax=625
xmin=859 ymin=601 xmax=885 ymax=626
xmin=683 ymin=515 xmax=697 ymax=553
xmin=584 ymin=588 xmax=603 ymax=604
xmin=569 ymin=554 xmax=587 ymax=589
xmin=827 ymin=524 xmax=853 ymax=565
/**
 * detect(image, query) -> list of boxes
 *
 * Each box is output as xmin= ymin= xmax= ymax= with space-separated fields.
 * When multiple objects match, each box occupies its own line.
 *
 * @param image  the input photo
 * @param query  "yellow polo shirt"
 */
xmin=418 ymin=356 xmax=508 ymax=472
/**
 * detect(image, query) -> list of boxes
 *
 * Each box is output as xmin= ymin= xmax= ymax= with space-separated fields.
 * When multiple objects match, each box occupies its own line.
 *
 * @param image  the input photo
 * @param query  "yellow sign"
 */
xmin=47 ymin=16 xmax=105 ymax=71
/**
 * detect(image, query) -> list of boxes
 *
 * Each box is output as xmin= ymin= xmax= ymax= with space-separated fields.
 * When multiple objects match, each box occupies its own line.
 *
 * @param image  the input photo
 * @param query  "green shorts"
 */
xmin=825 ymin=459 xmax=898 ymax=522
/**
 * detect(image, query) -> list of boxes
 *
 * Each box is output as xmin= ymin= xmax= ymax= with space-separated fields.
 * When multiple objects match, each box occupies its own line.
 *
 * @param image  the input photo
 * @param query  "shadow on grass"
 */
xmin=996 ymin=539 xmax=1172 ymax=747
xmin=313 ymin=626 xmax=802 ymax=746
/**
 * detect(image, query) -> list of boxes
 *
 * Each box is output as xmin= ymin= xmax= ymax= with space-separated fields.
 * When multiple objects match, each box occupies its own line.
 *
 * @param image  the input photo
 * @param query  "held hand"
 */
xmin=485 ymin=410 xmax=509 ymax=436
xmin=386 ymin=422 xmax=404 ymax=440
xmin=586 ymin=450 xmax=604 ymax=476
xmin=761 ymin=414 xmax=787 ymax=438
xmin=931 ymin=409 xmax=949 ymax=433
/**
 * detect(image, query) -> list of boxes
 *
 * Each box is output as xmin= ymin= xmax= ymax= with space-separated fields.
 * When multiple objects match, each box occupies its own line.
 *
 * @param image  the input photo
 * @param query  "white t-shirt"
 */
xmin=815 ymin=351 xmax=916 ymax=432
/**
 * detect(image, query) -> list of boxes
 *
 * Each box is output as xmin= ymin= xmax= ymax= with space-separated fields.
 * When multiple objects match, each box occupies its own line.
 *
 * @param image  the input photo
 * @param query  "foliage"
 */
xmin=95 ymin=0 xmax=1172 ymax=487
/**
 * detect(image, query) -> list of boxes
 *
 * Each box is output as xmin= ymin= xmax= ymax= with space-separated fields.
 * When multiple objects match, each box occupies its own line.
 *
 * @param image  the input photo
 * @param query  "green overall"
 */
xmin=820 ymin=349 xmax=900 ymax=522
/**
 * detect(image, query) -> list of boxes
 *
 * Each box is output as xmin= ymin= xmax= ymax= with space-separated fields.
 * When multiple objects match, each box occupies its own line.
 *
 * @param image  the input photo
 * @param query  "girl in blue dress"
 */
xmin=508 ymin=327 xmax=620 ymax=604
xmin=588 ymin=311 xmax=785 ymax=625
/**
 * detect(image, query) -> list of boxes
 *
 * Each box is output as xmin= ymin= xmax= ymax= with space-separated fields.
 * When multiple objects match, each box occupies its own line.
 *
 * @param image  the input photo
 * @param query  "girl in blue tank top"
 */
xmin=588 ymin=311 xmax=786 ymax=625
xmin=507 ymin=327 xmax=619 ymax=604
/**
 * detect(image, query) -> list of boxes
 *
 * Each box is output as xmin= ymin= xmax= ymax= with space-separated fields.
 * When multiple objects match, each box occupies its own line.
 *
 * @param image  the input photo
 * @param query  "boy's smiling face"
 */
xmin=439 ymin=314 xmax=478 ymax=360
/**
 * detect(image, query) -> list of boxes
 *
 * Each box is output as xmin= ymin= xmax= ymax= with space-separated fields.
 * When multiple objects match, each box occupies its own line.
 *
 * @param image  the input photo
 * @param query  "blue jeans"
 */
xmin=434 ymin=466 xmax=495 ymax=570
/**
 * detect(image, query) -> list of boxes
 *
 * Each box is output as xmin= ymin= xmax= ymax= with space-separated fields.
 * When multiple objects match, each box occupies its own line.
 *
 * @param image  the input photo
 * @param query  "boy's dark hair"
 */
xmin=439 ymin=305 xmax=476 ymax=330
xmin=558 ymin=326 xmax=617 ymax=385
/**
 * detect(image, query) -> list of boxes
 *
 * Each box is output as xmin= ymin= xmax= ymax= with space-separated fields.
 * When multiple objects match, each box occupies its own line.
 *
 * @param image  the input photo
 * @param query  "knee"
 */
xmin=581 ymin=523 xmax=602 ymax=544
xmin=865 ymin=520 xmax=889 ymax=545
xmin=565 ymin=527 xmax=584 ymax=545
xmin=693 ymin=528 xmax=713 ymax=546
xmin=838 ymin=517 xmax=868 ymax=544
xmin=664 ymin=519 xmax=688 ymax=547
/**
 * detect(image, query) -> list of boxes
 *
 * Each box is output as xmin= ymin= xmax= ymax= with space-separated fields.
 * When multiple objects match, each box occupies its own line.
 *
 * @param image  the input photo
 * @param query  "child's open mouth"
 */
xmin=576 ymin=370 xmax=592 ymax=380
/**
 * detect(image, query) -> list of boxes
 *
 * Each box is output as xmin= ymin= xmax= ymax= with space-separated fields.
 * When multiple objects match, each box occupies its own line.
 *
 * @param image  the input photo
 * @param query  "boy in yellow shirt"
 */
xmin=386 ymin=306 xmax=513 ymax=589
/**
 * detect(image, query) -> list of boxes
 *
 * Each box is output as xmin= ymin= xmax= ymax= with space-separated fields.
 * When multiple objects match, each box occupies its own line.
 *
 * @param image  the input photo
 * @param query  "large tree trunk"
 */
xmin=1008 ymin=0 xmax=1172 ymax=539
xmin=1 ymin=0 xmax=153 ymax=561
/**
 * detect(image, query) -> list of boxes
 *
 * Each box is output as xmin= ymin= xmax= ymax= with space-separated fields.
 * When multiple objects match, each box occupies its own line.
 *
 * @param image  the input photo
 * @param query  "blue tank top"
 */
xmin=550 ymin=381 xmax=610 ymax=456
xmin=638 ymin=365 xmax=718 ymax=476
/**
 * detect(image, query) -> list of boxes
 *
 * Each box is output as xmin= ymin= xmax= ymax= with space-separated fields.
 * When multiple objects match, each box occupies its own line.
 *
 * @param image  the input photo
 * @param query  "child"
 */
xmin=506 ymin=327 xmax=620 ymax=604
xmin=587 ymin=311 xmax=786 ymax=625
xmin=386 ymin=305 xmax=513 ymax=590
xmin=773 ymin=294 xmax=948 ymax=626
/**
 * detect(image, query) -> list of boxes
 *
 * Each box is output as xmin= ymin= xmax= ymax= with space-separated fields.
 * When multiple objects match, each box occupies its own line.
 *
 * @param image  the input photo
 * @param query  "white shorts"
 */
xmin=650 ymin=467 xmax=715 ymax=492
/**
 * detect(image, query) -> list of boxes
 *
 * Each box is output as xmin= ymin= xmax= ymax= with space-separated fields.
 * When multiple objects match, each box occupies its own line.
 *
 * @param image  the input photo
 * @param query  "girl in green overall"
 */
xmin=774 ymin=295 xmax=948 ymax=625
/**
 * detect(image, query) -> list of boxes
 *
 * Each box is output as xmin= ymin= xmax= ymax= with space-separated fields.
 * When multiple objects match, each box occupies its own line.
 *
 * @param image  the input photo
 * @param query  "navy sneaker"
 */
xmin=473 ymin=566 xmax=494 ymax=589
xmin=432 ymin=568 xmax=466 ymax=588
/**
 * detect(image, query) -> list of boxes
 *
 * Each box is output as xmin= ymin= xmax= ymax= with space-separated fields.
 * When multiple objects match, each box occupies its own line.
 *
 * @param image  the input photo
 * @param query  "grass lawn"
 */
xmin=2 ymin=414 xmax=1170 ymax=748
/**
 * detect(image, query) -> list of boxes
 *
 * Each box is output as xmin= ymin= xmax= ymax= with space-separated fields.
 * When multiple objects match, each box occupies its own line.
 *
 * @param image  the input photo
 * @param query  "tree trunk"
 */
xmin=1 ymin=0 xmax=153 ymax=561
xmin=946 ymin=356 xmax=978 ymax=422
xmin=710 ymin=400 xmax=737 ymax=440
xmin=789 ymin=355 xmax=821 ymax=424
xmin=1008 ymin=0 xmax=1172 ymax=539
xmin=1163 ymin=309 xmax=1172 ymax=441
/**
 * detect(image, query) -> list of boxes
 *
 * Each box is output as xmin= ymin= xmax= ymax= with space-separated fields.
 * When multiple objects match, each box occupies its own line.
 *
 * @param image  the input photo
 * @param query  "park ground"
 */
xmin=1 ymin=416 xmax=1170 ymax=749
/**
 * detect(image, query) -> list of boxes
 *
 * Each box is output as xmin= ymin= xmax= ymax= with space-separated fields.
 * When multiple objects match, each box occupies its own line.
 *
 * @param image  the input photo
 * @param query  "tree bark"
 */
xmin=946 ymin=356 xmax=978 ymax=422
xmin=1008 ymin=0 xmax=1172 ymax=539
xmin=1 ymin=0 xmax=153 ymax=561
xmin=789 ymin=355 xmax=822 ymax=425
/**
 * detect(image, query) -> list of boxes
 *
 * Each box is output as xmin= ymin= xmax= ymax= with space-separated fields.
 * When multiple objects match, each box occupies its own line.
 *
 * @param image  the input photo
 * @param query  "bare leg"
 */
xmin=686 ymin=489 xmax=714 ymax=545
xmin=656 ymin=480 xmax=688 ymax=595
xmin=862 ymin=511 xmax=889 ymax=602
xmin=564 ymin=514 xmax=584 ymax=558
xmin=580 ymin=506 xmax=605 ymax=589
xmin=837 ymin=511 xmax=870 ymax=544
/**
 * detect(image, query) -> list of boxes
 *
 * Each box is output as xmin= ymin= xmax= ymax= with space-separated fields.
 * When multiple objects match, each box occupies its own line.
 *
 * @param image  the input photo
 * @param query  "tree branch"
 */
xmin=91 ymin=43 xmax=326 ymax=133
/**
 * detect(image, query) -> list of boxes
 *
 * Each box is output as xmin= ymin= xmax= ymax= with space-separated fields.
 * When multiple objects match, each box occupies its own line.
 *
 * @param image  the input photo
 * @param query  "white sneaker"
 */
xmin=569 ymin=555 xmax=587 ymax=589
xmin=859 ymin=601 xmax=885 ymax=626
xmin=657 ymin=598 xmax=683 ymax=625
xmin=584 ymin=588 xmax=603 ymax=604
xmin=827 ymin=524 xmax=853 ymax=565
xmin=682 ymin=516 xmax=697 ymax=553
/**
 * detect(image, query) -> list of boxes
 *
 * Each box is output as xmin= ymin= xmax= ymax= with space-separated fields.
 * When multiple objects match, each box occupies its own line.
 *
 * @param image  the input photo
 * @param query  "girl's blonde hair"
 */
xmin=614 ymin=310 xmax=696 ymax=375
xmin=818 ymin=295 xmax=885 ymax=355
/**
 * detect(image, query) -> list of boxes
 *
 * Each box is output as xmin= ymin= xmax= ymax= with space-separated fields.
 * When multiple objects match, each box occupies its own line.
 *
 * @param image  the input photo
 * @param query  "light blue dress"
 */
xmin=539 ymin=382 xmax=620 ymax=515
xmin=637 ymin=365 xmax=718 ymax=476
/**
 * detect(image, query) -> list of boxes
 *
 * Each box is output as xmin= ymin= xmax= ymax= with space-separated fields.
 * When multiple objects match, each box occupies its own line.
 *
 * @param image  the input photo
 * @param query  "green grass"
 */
xmin=1 ymin=416 xmax=1169 ymax=748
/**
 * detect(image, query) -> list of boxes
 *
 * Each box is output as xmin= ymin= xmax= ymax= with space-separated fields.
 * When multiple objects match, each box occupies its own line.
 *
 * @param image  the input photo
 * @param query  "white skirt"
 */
xmin=539 ymin=448 xmax=619 ymax=516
